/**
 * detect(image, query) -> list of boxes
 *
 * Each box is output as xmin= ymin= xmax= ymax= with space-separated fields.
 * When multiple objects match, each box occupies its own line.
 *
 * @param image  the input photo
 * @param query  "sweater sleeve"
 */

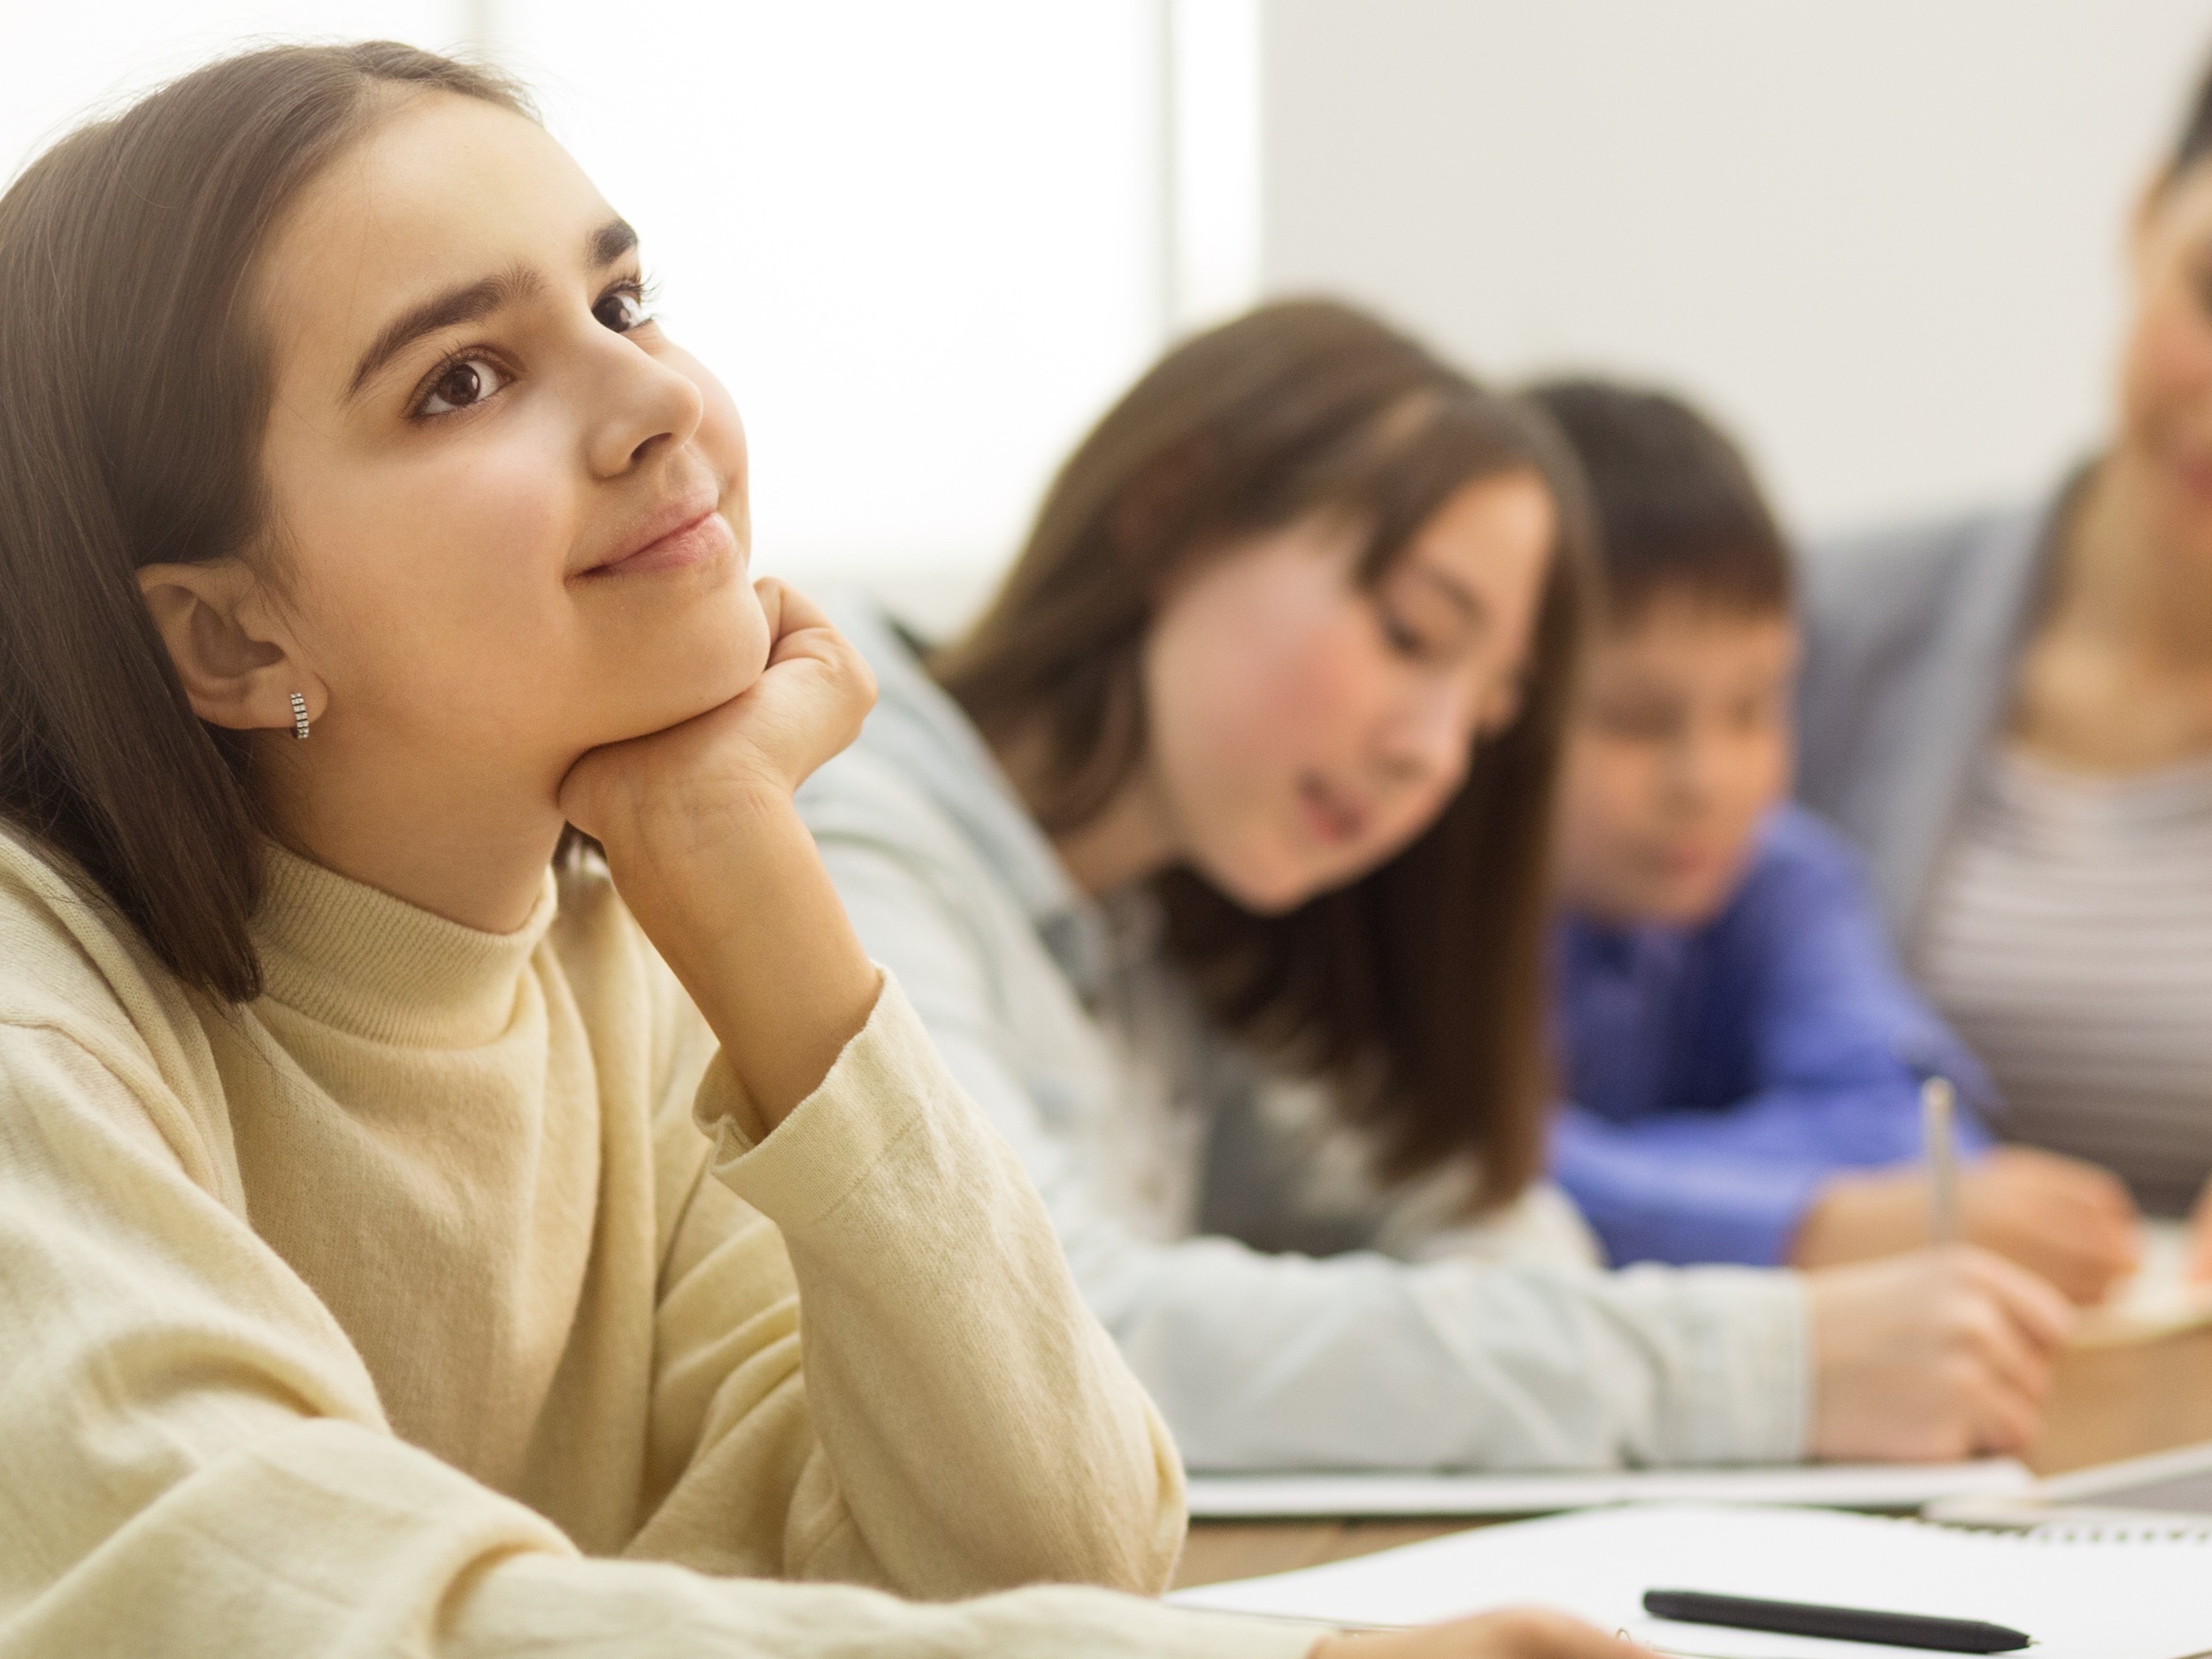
xmin=812 ymin=834 xmax=1812 ymax=1473
xmin=629 ymin=974 xmax=1190 ymax=1599
xmin=0 ymin=1015 xmax=1311 ymax=1659
xmin=1552 ymin=809 xmax=1995 ymax=1269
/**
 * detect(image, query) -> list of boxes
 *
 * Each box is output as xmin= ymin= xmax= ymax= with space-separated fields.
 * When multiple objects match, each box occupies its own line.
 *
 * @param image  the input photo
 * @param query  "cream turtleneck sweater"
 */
xmin=0 ymin=827 xmax=1311 ymax=1659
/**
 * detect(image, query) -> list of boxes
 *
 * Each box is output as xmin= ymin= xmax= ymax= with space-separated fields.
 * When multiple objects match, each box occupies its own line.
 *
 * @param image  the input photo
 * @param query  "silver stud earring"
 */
xmin=289 ymin=692 xmax=311 ymax=741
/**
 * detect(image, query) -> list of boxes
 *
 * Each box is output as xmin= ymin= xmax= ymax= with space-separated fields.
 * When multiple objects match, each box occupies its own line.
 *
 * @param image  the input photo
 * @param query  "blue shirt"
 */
xmin=1551 ymin=803 xmax=1993 ymax=1269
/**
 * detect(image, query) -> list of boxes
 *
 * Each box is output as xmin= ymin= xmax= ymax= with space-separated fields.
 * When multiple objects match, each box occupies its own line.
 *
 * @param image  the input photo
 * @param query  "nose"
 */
xmin=583 ymin=326 xmax=705 ymax=479
xmin=1660 ymin=719 xmax=1728 ymax=808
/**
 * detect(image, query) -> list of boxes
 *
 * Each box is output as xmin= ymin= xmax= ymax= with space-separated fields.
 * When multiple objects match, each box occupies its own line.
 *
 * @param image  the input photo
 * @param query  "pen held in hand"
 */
xmin=1922 ymin=1073 xmax=1961 ymax=1247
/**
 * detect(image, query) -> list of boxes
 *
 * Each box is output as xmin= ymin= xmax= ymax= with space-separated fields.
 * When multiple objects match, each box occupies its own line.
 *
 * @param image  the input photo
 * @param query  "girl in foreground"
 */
xmin=799 ymin=300 xmax=2074 ymax=1474
xmin=0 ymin=42 xmax=1612 ymax=1659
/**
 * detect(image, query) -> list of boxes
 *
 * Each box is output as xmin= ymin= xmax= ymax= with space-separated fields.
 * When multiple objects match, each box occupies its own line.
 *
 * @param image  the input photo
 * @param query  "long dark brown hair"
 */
xmin=934 ymin=300 xmax=1594 ymax=1204
xmin=0 ymin=43 xmax=529 ymax=1003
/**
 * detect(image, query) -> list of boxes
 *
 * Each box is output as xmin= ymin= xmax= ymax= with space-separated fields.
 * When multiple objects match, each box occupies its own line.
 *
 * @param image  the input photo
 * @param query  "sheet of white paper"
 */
xmin=1184 ymin=1458 xmax=2031 ymax=1518
xmin=1169 ymin=1502 xmax=2212 ymax=1659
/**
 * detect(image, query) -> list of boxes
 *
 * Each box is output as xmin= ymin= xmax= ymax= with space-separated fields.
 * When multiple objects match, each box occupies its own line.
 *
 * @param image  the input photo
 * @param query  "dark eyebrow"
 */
xmin=589 ymin=218 xmax=638 ymax=267
xmin=343 ymin=222 xmax=637 ymax=402
xmin=346 ymin=265 xmax=542 ymax=399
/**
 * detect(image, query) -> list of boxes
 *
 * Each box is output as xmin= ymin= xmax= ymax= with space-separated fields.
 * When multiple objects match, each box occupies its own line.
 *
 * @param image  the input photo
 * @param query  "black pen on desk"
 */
xmin=1921 ymin=1071 xmax=1961 ymax=1245
xmin=1643 ymin=1588 xmax=2032 ymax=1654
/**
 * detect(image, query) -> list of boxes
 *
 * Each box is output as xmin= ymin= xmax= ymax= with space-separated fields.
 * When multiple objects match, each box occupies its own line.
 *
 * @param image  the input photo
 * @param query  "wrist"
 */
xmin=1790 ymin=1170 xmax=1924 ymax=1269
xmin=592 ymin=773 xmax=798 ymax=888
xmin=1788 ymin=1179 xmax=1855 ymax=1269
xmin=593 ymin=783 xmax=879 ymax=1127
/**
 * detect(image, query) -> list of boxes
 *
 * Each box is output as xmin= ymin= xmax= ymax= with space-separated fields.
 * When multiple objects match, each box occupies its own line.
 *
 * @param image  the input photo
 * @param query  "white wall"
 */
xmin=1260 ymin=1 xmax=2212 ymax=539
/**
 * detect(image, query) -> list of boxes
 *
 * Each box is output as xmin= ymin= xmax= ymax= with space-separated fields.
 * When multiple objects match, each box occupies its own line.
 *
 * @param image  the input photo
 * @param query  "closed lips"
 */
xmin=1298 ymin=775 xmax=1370 ymax=843
xmin=580 ymin=496 xmax=727 ymax=579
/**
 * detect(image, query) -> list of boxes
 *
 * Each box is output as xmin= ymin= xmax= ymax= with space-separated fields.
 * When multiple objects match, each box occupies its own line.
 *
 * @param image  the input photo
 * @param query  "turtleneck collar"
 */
xmin=251 ymin=842 xmax=559 ymax=1048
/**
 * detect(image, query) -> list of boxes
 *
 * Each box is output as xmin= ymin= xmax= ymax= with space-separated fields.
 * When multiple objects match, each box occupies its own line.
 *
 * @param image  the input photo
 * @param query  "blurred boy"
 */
xmin=1529 ymin=380 xmax=2139 ymax=1302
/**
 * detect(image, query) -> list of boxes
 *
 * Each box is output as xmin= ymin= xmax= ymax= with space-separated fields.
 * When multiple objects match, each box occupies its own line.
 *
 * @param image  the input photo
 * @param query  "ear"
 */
xmin=135 ymin=560 xmax=326 ymax=734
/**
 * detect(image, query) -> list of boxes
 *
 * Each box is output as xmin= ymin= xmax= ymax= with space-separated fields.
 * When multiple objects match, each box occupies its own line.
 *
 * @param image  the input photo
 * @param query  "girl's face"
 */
xmin=2116 ymin=160 xmax=2212 ymax=557
xmin=1141 ymin=472 xmax=1555 ymax=913
xmin=251 ymin=91 xmax=768 ymax=810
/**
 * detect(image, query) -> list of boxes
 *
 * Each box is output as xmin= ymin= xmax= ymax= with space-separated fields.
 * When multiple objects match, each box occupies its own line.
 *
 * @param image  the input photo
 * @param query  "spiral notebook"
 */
xmin=1169 ymin=1502 xmax=2212 ymax=1657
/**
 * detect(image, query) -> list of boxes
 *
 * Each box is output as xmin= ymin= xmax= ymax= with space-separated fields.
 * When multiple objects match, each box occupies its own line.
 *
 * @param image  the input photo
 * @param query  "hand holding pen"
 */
xmin=1793 ymin=1077 xmax=2138 ymax=1304
xmin=1923 ymin=1074 xmax=1962 ymax=1244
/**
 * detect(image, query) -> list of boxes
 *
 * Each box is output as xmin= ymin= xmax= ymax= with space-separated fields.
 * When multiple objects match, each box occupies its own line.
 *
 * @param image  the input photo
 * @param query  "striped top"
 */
xmin=1917 ymin=747 xmax=2212 ymax=1215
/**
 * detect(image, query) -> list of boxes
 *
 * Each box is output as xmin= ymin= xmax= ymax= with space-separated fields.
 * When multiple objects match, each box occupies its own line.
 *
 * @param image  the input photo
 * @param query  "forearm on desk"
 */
xmin=457 ymin=1555 xmax=1325 ymax=1659
xmin=1086 ymin=1230 xmax=1811 ymax=1472
xmin=1551 ymin=1091 xmax=1994 ymax=1269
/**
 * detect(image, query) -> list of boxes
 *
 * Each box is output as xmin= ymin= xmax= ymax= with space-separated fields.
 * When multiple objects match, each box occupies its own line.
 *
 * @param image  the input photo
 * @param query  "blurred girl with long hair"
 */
xmin=801 ymin=300 xmax=2072 ymax=1474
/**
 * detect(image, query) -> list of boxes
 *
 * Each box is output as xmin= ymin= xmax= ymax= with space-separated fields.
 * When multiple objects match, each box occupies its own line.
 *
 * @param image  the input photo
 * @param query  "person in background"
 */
xmin=798 ymin=299 xmax=2074 ymax=1480
xmin=1799 ymin=45 xmax=2212 ymax=1275
xmin=0 ymin=41 xmax=1619 ymax=1659
xmin=1530 ymin=380 xmax=2139 ymax=1305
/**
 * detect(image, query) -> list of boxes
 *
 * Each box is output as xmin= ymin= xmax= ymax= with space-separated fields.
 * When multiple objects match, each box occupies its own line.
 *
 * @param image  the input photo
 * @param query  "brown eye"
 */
xmin=437 ymin=362 xmax=483 ymax=404
xmin=417 ymin=355 xmax=510 ymax=417
xmin=595 ymin=288 xmax=648 ymax=333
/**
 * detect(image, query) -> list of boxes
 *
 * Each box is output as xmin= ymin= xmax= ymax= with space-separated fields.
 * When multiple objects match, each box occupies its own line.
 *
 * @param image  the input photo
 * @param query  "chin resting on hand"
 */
xmin=558 ymin=577 xmax=877 ymax=857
